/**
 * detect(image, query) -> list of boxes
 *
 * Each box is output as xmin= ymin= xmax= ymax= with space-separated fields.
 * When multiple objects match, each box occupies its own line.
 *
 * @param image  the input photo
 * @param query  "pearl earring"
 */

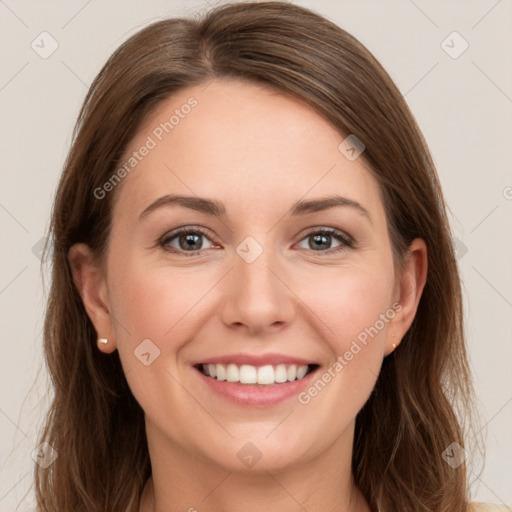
xmin=98 ymin=338 xmax=108 ymax=345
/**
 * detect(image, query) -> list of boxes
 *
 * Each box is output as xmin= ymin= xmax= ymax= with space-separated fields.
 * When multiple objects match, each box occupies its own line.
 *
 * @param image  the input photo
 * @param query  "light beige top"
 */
xmin=471 ymin=503 xmax=511 ymax=511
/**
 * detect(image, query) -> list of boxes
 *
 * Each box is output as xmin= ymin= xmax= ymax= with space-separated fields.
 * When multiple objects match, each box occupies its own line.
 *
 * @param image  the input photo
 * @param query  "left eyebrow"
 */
xmin=289 ymin=195 xmax=372 ymax=224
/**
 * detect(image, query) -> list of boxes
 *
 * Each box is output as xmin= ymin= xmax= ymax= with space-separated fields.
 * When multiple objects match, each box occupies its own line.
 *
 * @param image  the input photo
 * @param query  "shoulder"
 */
xmin=470 ymin=503 xmax=511 ymax=511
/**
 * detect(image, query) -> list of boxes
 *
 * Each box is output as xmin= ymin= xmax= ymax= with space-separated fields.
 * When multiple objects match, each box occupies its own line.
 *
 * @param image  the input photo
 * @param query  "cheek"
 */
xmin=298 ymin=261 xmax=394 ymax=352
xmin=293 ymin=261 xmax=394 ymax=409
xmin=106 ymin=260 xmax=210 ymax=437
xmin=109 ymin=255 xmax=214 ymax=347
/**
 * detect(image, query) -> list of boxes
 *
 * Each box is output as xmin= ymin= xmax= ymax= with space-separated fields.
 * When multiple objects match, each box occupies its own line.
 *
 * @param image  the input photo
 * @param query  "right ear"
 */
xmin=68 ymin=243 xmax=117 ymax=353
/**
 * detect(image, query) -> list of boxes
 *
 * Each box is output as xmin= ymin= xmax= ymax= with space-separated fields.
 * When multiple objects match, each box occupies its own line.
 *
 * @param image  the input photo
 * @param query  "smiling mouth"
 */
xmin=196 ymin=363 xmax=319 ymax=385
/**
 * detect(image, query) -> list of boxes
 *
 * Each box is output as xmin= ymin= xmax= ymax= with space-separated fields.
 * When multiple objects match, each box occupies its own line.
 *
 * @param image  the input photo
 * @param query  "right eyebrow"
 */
xmin=139 ymin=194 xmax=226 ymax=221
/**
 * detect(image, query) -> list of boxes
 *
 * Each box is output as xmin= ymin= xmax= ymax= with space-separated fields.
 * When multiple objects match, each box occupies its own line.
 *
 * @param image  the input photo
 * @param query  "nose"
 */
xmin=219 ymin=244 xmax=296 ymax=336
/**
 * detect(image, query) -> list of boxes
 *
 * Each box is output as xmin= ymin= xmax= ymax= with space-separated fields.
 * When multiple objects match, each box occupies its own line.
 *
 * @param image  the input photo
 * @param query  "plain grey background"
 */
xmin=0 ymin=0 xmax=511 ymax=509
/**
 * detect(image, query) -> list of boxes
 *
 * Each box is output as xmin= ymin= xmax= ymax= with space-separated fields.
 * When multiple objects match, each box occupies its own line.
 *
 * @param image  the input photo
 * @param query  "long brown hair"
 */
xmin=34 ymin=2 xmax=481 ymax=510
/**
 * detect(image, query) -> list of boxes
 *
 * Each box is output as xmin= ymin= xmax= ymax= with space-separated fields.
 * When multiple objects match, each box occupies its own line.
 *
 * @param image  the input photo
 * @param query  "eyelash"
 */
xmin=158 ymin=226 xmax=355 ymax=257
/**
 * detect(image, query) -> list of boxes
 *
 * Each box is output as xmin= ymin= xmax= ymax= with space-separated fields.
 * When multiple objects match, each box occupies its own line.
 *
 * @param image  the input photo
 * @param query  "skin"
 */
xmin=69 ymin=77 xmax=427 ymax=512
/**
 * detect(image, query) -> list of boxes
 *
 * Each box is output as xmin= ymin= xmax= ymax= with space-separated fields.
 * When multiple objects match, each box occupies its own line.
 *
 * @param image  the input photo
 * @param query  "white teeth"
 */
xmin=216 ymin=364 xmax=226 ymax=381
xmin=239 ymin=365 xmax=257 ymax=384
xmin=200 ymin=363 xmax=311 ymax=385
xmin=257 ymin=365 xmax=275 ymax=385
xmin=274 ymin=364 xmax=288 ymax=383
xmin=296 ymin=365 xmax=308 ymax=379
xmin=226 ymin=364 xmax=239 ymax=382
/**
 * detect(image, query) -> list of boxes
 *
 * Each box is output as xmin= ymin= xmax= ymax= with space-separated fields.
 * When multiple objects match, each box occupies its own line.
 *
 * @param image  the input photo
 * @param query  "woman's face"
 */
xmin=74 ymin=78 xmax=424 ymax=473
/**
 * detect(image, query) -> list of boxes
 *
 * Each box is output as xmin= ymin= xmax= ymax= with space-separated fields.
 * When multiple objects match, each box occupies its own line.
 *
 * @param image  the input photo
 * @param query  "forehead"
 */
xmin=112 ymin=78 xmax=385 ymax=224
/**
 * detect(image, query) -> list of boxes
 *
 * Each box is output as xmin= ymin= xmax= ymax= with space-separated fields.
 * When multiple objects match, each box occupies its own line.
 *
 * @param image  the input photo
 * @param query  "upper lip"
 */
xmin=193 ymin=353 xmax=316 ymax=366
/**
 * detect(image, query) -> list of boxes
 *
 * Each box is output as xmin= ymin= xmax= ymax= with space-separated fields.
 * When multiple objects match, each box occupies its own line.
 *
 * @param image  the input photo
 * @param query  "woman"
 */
xmin=34 ymin=1 xmax=505 ymax=511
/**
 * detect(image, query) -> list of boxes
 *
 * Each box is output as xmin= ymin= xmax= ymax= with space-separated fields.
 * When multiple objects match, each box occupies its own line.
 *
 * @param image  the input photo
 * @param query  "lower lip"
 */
xmin=195 ymin=367 xmax=319 ymax=406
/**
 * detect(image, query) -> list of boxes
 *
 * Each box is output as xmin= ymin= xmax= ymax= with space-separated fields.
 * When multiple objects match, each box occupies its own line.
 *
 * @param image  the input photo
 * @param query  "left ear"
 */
xmin=384 ymin=238 xmax=428 ymax=356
